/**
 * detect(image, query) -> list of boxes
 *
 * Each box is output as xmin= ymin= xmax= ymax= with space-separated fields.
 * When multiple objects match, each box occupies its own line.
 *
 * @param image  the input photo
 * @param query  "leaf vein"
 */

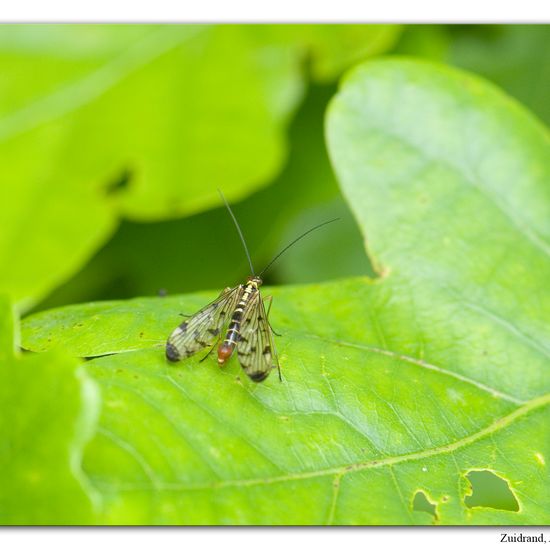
xmin=300 ymin=332 xmax=525 ymax=405
xmin=93 ymin=392 xmax=550 ymax=493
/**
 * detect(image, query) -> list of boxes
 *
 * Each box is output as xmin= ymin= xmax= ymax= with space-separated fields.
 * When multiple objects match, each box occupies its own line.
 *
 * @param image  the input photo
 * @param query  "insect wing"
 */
xmin=236 ymin=292 xmax=277 ymax=382
xmin=166 ymin=286 xmax=242 ymax=362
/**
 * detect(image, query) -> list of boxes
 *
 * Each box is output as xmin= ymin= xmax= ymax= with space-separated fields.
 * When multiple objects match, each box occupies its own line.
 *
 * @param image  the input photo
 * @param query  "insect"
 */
xmin=165 ymin=190 xmax=337 ymax=382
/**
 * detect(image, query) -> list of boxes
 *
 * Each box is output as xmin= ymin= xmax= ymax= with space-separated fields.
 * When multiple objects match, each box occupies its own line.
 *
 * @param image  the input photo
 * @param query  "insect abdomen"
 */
xmin=217 ymin=283 xmax=256 ymax=365
xmin=217 ymin=313 xmax=242 ymax=364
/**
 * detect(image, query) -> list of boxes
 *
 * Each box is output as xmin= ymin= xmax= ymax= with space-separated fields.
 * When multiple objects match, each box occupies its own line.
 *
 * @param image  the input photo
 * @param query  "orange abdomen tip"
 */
xmin=217 ymin=343 xmax=233 ymax=365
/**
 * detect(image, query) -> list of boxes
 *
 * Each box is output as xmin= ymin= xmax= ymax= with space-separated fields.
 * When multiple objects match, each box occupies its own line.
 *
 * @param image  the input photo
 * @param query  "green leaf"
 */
xmin=0 ymin=25 xmax=299 ymax=308
xmin=326 ymin=58 xmax=550 ymax=399
xmin=20 ymin=58 xmax=550 ymax=525
xmin=0 ymin=25 xmax=303 ymax=220
xmin=31 ymin=83 xmax=373 ymax=312
xmin=394 ymin=25 xmax=452 ymax=62
xmin=0 ymin=296 xmax=101 ymax=524
xmin=267 ymin=25 xmax=401 ymax=82
xmin=1 ymin=25 xmax=400 ymax=310
xmin=21 ymin=279 xmax=549 ymax=525
xmin=325 ymin=59 xmax=550 ymax=521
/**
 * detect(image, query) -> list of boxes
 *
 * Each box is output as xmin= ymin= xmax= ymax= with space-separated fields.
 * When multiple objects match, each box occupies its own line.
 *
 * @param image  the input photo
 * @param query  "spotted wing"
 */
xmin=236 ymin=291 xmax=278 ymax=382
xmin=166 ymin=286 xmax=242 ymax=362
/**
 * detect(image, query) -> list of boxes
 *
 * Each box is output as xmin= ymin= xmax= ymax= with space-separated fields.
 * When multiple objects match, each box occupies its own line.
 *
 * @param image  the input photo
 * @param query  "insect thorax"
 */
xmin=246 ymin=275 xmax=263 ymax=288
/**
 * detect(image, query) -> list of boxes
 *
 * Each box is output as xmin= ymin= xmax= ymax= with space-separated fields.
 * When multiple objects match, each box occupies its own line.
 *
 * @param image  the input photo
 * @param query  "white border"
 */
xmin=0 ymin=0 xmax=549 ymax=23
xmin=1 ymin=527 xmax=550 ymax=550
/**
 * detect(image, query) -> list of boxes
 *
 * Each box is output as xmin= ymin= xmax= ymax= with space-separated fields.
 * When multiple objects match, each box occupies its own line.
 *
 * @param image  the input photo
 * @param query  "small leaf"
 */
xmin=0 ymin=296 xmax=101 ymax=524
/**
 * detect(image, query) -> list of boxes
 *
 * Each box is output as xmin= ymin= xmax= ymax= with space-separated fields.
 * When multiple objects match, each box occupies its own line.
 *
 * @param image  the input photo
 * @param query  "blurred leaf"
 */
xmin=448 ymin=25 xmax=550 ymax=126
xmin=0 ymin=25 xmax=299 ymax=309
xmin=265 ymin=25 xmax=402 ymax=82
xmin=393 ymin=24 xmax=451 ymax=61
xmin=32 ymin=83 xmax=372 ymax=311
xmin=22 ymin=58 xmax=550 ymax=522
xmin=1 ymin=24 xmax=399 ymax=310
xmin=0 ymin=296 xmax=100 ymax=524
xmin=0 ymin=25 xmax=304 ymax=220
xmin=0 ymin=151 xmax=116 ymax=311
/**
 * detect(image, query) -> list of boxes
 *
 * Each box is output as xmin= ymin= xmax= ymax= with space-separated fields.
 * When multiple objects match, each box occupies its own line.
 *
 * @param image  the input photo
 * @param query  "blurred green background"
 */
xmin=0 ymin=24 xmax=548 ymax=316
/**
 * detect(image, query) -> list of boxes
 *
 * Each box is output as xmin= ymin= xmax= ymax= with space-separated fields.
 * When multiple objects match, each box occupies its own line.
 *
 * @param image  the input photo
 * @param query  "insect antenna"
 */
xmin=259 ymin=218 xmax=339 ymax=278
xmin=218 ymin=189 xmax=255 ymax=275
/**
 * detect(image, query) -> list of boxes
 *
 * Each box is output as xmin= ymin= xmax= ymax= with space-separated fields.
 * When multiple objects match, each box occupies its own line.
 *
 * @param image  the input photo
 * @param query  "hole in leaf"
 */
xmin=105 ymin=168 xmax=133 ymax=195
xmin=464 ymin=470 xmax=519 ymax=512
xmin=412 ymin=490 xmax=437 ymax=520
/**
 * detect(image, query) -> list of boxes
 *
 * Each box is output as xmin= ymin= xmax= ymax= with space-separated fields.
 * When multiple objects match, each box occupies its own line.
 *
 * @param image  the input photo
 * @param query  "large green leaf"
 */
xmin=326 ymin=58 xmax=550 ymax=399
xmin=1 ymin=24 xmax=399 ymax=311
xmin=31 ymin=83 xmax=372 ymax=312
xmin=20 ymin=58 xmax=550 ymax=525
xmin=21 ymin=278 xmax=549 ymax=524
xmin=0 ymin=25 xmax=302 ymax=220
xmin=0 ymin=297 xmax=100 ymax=524
xmin=0 ymin=25 xmax=298 ymax=309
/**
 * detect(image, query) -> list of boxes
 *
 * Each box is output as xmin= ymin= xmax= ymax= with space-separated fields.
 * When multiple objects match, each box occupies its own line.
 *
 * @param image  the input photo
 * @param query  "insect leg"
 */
xmin=263 ymin=295 xmax=282 ymax=337
xmin=263 ymin=295 xmax=282 ymax=381
xmin=199 ymin=336 xmax=222 ymax=363
xmin=275 ymin=353 xmax=282 ymax=382
xmin=270 ymin=337 xmax=282 ymax=382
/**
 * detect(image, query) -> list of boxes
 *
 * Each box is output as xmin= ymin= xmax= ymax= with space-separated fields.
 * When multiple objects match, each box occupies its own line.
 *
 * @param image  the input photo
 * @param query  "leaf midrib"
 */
xmin=297 ymin=332 xmax=526 ymax=405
